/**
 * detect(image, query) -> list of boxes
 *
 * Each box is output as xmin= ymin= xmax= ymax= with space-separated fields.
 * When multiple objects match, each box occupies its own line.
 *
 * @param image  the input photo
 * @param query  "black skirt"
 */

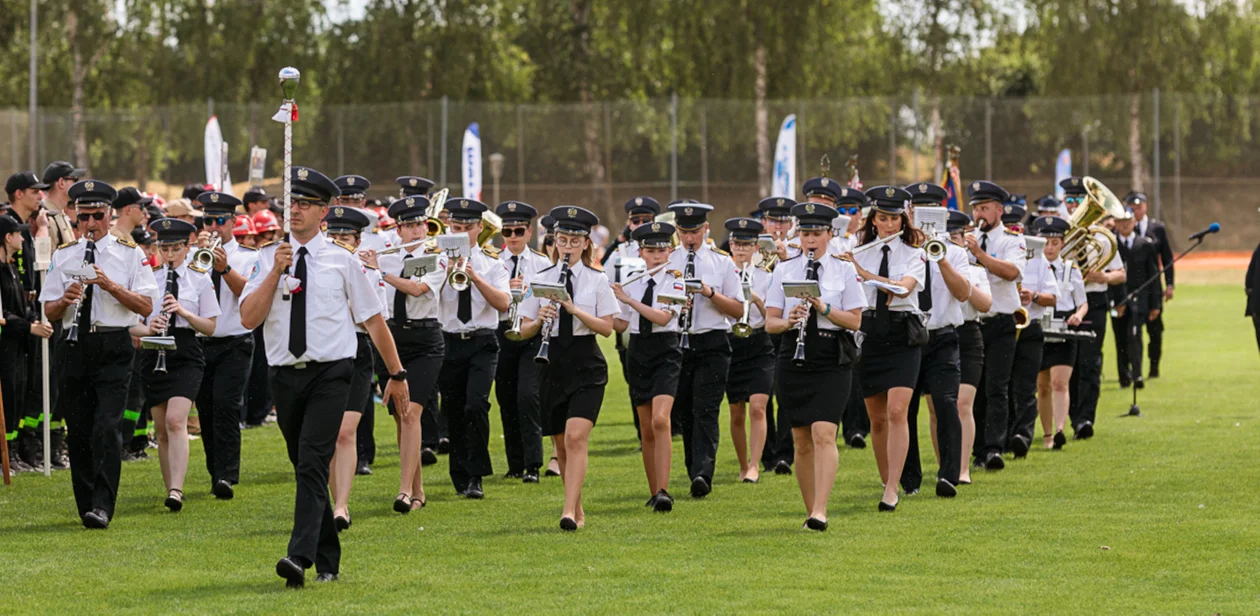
xmin=956 ymin=320 xmax=985 ymax=388
xmin=626 ymin=332 xmax=682 ymax=406
xmin=139 ymin=329 xmax=205 ymax=403
xmin=859 ymin=312 xmax=921 ymax=397
xmin=538 ymin=335 xmax=607 ymax=436
xmin=389 ymin=321 xmax=445 ymax=411
xmin=776 ymin=329 xmax=851 ymax=427
xmin=346 ymin=332 xmax=375 ymax=413
xmin=726 ymin=329 xmax=775 ymax=402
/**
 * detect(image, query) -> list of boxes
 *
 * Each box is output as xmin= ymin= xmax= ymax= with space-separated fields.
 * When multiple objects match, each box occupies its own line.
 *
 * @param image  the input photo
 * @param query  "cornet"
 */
xmin=731 ymin=268 xmax=754 ymax=338
xmin=448 ymin=259 xmax=471 ymax=291
xmin=189 ymin=236 xmax=222 ymax=274
xmin=504 ymin=288 xmax=526 ymax=341
xmin=915 ymin=206 xmax=949 ymax=263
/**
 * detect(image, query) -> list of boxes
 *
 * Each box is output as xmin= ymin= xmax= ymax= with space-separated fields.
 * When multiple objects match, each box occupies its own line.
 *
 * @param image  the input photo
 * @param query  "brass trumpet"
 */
xmin=189 ymin=236 xmax=222 ymax=274
xmin=448 ymin=259 xmax=471 ymax=292
xmin=1014 ymin=283 xmax=1030 ymax=330
xmin=731 ymin=268 xmax=754 ymax=338
xmin=504 ymin=288 xmax=526 ymax=341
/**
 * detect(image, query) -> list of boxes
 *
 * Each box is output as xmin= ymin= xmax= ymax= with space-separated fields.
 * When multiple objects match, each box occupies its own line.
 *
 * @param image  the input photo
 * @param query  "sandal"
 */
xmin=164 ymin=489 xmax=184 ymax=512
xmin=545 ymin=456 xmax=561 ymax=477
xmin=410 ymin=494 xmax=427 ymax=511
xmin=393 ymin=492 xmax=412 ymax=514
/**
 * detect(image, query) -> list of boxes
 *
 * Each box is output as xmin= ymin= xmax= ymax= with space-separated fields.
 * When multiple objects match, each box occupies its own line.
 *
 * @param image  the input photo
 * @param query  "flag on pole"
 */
xmin=205 ymin=116 xmax=224 ymax=190
xmin=940 ymin=162 xmax=963 ymax=211
xmin=771 ymin=115 xmax=797 ymax=199
xmin=1054 ymin=149 xmax=1072 ymax=200
xmin=462 ymin=123 xmax=483 ymax=200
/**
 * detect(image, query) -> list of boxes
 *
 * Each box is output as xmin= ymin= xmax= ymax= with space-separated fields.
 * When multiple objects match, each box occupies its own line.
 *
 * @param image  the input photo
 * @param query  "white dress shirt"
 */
xmin=40 ymin=233 xmax=159 ymax=328
xmin=148 ymin=262 xmax=221 ymax=329
xmin=437 ymin=247 xmax=511 ymax=333
xmin=616 ymin=266 xmax=683 ymax=334
xmin=209 ymin=239 xmax=258 ymax=337
xmin=1048 ymin=257 xmax=1087 ymax=312
xmin=355 ymin=248 xmax=389 ymax=334
xmin=666 ymin=243 xmax=742 ymax=334
xmin=358 ymin=230 xmax=389 ymax=254
xmin=766 ymin=253 xmax=867 ymax=330
xmin=1084 ymin=252 xmax=1124 ymax=293
xmin=1021 ymin=257 xmax=1060 ymax=321
xmin=521 ymin=261 xmax=619 ymax=337
xmin=852 ymin=235 xmax=926 ymax=313
xmin=500 ymin=246 xmax=553 ymax=322
xmin=827 ymin=232 xmax=856 ymax=255
xmin=925 ymin=243 xmax=971 ymax=331
xmin=972 ymin=223 xmax=1027 ymax=315
xmin=240 ymin=233 xmax=383 ymax=367
xmin=960 ymin=264 xmax=992 ymax=322
xmin=379 ymin=247 xmax=447 ymax=322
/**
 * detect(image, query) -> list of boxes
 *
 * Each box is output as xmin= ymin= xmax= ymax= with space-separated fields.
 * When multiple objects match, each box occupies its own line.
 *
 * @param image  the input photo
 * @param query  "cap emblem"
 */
xmin=347 ymin=177 xmax=356 ymax=186
xmin=1004 ymin=205 xmax=1012 ymax=214
xmin=1071 ymin=178 xmax=1080 ymax=186
xmin=334 ymin=207 xmax=344 ymax=217
xmin=634 ymin=197 xmax=643 ymax=206
xmin=567 ymin=208 xmax=578 ymax=219
xmin=162 ymin=220 xmax=171 ymax=229
xmin=776 ymin=198 xmax=784 ymax=207
xmin=805 ymin=204 xmax=816 ymax=214
xmin=738 ymin=219 xmax=748 ymax=228
xmin=885 ymin=187 xmax=895 ymax=198
xmin=297 ymin=168 xmax=310 ymax=181
xmin=210 ymin=193 xmax=220 ymax=203
xmin=651 ymin=222 xmax=661 ymax=232
xmin=507 ymin=202 xmax=517 ymax=211
xmin=919 ymin=183 xmax=927 ymax=192
xmin=684 ymin=207 xmax=694 ymax=216
xmin=840 ymin=188 xmax=848 ymax=197
xmin=972 ymin=182 xmax=980 ymax=191
xmin=460 ymin=200 xmax=468 ymax=209
xmin=409 ymin=178 xmax=418 ymax=187
xmin=85 ymin=181 xmax=95 ymax=191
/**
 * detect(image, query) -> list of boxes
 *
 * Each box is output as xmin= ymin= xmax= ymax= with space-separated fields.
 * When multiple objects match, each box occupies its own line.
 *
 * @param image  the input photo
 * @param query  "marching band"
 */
xmin=0 ymin=157 xmax=1175 ymax=587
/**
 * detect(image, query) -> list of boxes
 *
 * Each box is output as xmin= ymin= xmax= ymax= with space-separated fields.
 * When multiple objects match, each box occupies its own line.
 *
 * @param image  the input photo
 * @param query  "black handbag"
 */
xmin=906 ymin=312 xmax=930 ymax=347
xmin=837 ymin=331 xmax=859 ymax=367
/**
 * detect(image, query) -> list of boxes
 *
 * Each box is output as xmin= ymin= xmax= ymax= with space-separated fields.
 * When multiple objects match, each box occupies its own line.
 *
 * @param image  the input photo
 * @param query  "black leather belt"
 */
xmin=445 ymin=328 xmax=495 ymax=340
xmin=393 ymin=318 xmax=439 ymax=330
xmin=861 ymin=310 xmax=912 ymax=322
xmin=86 ymin=325 xmax=128 ymax=334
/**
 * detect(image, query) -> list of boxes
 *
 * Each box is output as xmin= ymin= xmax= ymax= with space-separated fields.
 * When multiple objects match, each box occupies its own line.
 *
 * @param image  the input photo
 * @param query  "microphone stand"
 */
xmin=1117 ymin=235 xmax=1207 ymax=418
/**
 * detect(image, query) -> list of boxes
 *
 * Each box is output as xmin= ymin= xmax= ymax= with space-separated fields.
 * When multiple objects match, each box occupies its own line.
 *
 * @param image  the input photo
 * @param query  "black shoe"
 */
xmin=689 ymin=476 xmax=711 ymax=498
xmin=465 ymin=478 xmax=484 ymax=500
xmin=984 ymin=453 xmax=1005 ymax=471
xmin=1053 ymin=431 xmax=1067 ymax=449
xmin=522 ymin=469 xmax=540 ymax=484
xmin=82 ymin=508 xmax=110 ymax=529
xmin=646 ymin=493 xmax=659 ymax=508
xmin=1134 ymin=376 xmax=1145 ymax=389
xmin=878 ymin=500 xmax=897 ymax=512
xmin=805 ymin=517 xmax=828 ymax=531
xmin=19 ymin=432 xmax=41 ymax=468
xmin=8 ymin=450 xmax=33 ymax=474
xmin=653 ymin=489 xmax=674 ymax=513
xmin=165 ymin=489 xmax=184 ymax=512
xmin=741 ymin=477 xmax=758 ymax=484
xmin=315 ymin=572 xmax=339 ymax=583
xmin=49 ymin=431 xmax=69 ymax=469
xmin=130 ymin=448 xmax=150 ymax=460
xmin=560 ymin=517 xmax=578 ymax=532
xmin=420 ymin=448 xmax=438 ymax=466
xmin=936 ymin=478 xmax=957 ymax=498
xmin=1077 ymin=421 xmax=1095 ymax=440
xmin=393 ymin=493 xmax=412 ymax=514
xmin=903 ymin=487 xmax=920 ymax=496
xmin=334 ymin=515 xmax=351 ymax=532
xmin=275 ymin=557 xmax=305 ymax=589
xmin=1009 ymin=435 xmax=1030 ymax=458
xmin=212 ymin=480 xmax=235 ymax=500
xmin=436 ymin=438 xmax=451 ymax=455
xmin=545 ymin=457 xmax=561 ymax=477
xmin=503 ymin=471 xmax=524 ymax=480
xmin=773 ymin=460 xmax=792 ymax=475
xmin=355 ymin=460 xmax=372 ymax=476
xmin=848 ymin=434 xmax=867 ymax=449
xmin=1149 ymin=365 xmax=1160 ymax=379
xmin=1118 ymin=374 xmax=1131 ymax=389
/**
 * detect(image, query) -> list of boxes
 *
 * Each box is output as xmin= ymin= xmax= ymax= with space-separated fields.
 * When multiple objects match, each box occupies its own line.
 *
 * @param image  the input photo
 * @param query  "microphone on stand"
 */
xmin=1187 ymin=222 xmax=1220 ymax=242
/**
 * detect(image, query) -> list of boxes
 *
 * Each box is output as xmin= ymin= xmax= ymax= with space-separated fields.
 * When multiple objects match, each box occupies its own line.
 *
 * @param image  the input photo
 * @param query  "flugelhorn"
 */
xmin=504 ymin=288 xmax=526 ymax=341
xmin=731 ymin=268 xmax=754 ymax=338
xmin=189 ymin=235 xmax=221 ymax=274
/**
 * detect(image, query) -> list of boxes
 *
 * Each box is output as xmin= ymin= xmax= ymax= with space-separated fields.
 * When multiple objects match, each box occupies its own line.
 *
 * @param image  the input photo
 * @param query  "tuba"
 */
xmin=1062 ymin=177 xmax=1124 ymax=274
xmin=478 ymin=211 xmax=502 ymax=247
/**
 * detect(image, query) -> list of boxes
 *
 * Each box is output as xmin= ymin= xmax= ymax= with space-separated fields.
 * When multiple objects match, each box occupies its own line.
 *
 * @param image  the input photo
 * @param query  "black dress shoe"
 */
xmin=465 ymin=478 xmax=484 ymax=500
xmin=984 ymin=453 xmax=1005 ymax=471
xmin=503 ymin=471 xmax=524 ymax=480
xmin=1134 ymin=376 xmax=1145 ymax=389
xmin=848 ymin=434 xmax=867 ymax=449
xmin=773 ymin=460 xmax=792 ymax=475
xmin=165 ymin=489 xmax=184 ymax=512
xmin=393 ymin=493 xmax=412 ymax=514
xmin=315 ymin=572 xmax=339 ymax=583
xmin=559 ymin=517 xmax=578 ymax=531
xmin=1077 ymin=421 xmax=1095 ymax=440
xmin=420 ymin=448 xmax=438 ymax=466
xmin=1149 ymin=365 xmax=1160 ymax=379
xmin=689 ymin=476 xmax=711 ymax=498
xmin=334 ymin=515 xmax=351 ymax=532
xmin=645 ymin=493 xmax=659 ymax=508
xmin=436 ymin=438 xmax=451 ymax=454
xmin=355 ymin=460 xmax=373 ymax=476
xmin=1053 ymin=431 xmax=1067 ymax=449
xmin=653 ymin=489 xmax=674 ymax=513
xmin=878 ymin=500 xmax=897 ymax=512
xmin=1118 ymin=374 xmax=1131 ymax=389
xmin=212 ymin=480 xmax=234 ymax=500
xmin=1010 ymin=435 xmax=1030 ymax=458
xmin=741 ymin=477 xmax=758 ymax=484
xmin=936 ymin=478 xmax=957 ymax=498
xmin=522 ymin=469 xmax=540 ymax=484
xmin=545 ymin=457 xmax=561 ymax=477
xmin=82 ymin=508 xmax=110 ymax=529
xmin=276 ymin=557 xmax=305 ymax=588
xmin=805 ymin=517 xmax=828 ymax=531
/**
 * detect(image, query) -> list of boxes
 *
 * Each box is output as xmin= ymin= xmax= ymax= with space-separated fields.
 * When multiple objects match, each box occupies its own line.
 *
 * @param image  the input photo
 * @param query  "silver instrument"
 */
xmin=620 ymin=262 xmax=669 ymax=287
xmin=1040 ymin=311 xmax=1096 ymax=341
xmin=849 ymin=232 xmax=900 ymax=256
xmin=147 ymin=269 xmax=179 ymax=374
xmin=534 ymin=254 xmax=572 ymax=365
xmin=679 ymin=250 xmax=696 ymax=350
xmin=504 ymin=288 xmax=526 ymax=341
xmin=791 ymin=250 xmax=817 ymax=367
xmin=915 ymin=206 xmax=949 ymax=263
xmin=437 ymin=232 xmax=473 ymax=292
xmin=189 ymin=235 xmax=221 ymax=274
xmin=377 ymin=238 xmax=430 ymax=256
xmin=731 ymin=268 xmax=753 ymax=338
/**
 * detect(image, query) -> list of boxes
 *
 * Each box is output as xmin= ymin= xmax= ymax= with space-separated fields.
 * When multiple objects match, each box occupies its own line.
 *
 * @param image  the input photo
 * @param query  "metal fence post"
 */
xmin=670 ymin=93 xmax=678 ymax=202
xmin=1152 ymin=88 xmax=1161 ymax=219
xmin=1082 ymin=126 xmax=1090 ymax=177
xmin=700 ymin=100 xmax=709 ymax=204
xmin=911 ymin=90 xmax=920 ymax=181
xmin=797 ymin=102 xmax=805 ymax=187
xmin=1173 ymin=95 xmax=1181 ymax=234
xmin=888 ymin=99 xmax=897 ymax=185
xmin=440 ymin=96 xmax=449 ymax=188
xmin=336 ymin=107 xmax=345 ymax=177
xmin=985 ymin=99 xmax=993 ymax=179
xmin=517 ymin=104 xmax=526 ymax=199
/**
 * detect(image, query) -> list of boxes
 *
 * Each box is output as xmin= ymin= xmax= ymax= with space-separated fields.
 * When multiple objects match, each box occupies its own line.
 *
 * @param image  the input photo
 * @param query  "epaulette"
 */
xmin=117 ymin=236 xmax=137 ymax=248
xmin=54 ymin=239 xmax=79 ymax=252
xmin=530 ymin=247 xmax=548 ymax=258
xmin=1004 ymin=228 xmax=1021 ymax=236
xmin=332 ymin=239 xmax=356 ymax=253
xmin=425 ymin=245 xmax=442 ymax=254
xmin=711 ymin=247 xmax=729 ymax=256
xmin=151 ymin=263 xmax=162 ymax=271
xmin=481 ymin=245 xmax=501 ymax=258
xmin=256 ymin=240 xmax=277 ymax=249
xmin=237 ymin=244 xmax=258 ymax=251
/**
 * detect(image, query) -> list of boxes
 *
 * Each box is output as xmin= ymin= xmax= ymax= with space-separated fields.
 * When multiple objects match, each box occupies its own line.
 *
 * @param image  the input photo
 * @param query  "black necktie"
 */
xmin=639 ymin=278 xmax=656 ymax=334
xmin=79 ymin=241 xmax=96 ymax=333
xmin=393 ymin=258 xmax=410 ymax=323
xmin=876 ymin=245 xmax=891 ymax=335
xmin=980 ymin=233 xmax=988 ymax=254
xmin=918 ymin=258 xmax=933 ymax=312
xmin=510 ymin=255 xmax=520 ymax=279
xmin=457 ymin=259 xmax=473 ymax=324
xmin=212 ymin=267 xmax=222 ymax=301
xmin=289 ymin=246 xmax=308 ymax=358
xmin=806 ymin=260 xmax=820 ymax=334
xmin=558 ymin=270 xmax=574 ymax=343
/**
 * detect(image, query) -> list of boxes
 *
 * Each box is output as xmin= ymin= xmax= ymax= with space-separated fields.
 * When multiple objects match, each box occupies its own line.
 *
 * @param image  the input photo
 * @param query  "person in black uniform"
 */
xmin=240 ymin=165 xmax=409 ymax=587
xmin=603 ymin=197 xmax=661 ymax=443
xmin=121 ymin=227 xmax=157 ymax=461
xmin=1 ymin=214 xmax=53 ymax=473
xmin=1034 ymin=216 xmax=1088 ymax=450
xmin=948 ymin=211 xmax=992 ymax=485
xmin=1248 ymin=238 xmax=1260 ymax=354
xmin=1124 ymin=191 xmax=1174 ymax=378
xmin=766 ymin=202 xmax=865 ymax=530
xmin=520 ymin=206 xmax=620 ymax=530
xmin=1005 ymin=204 xmax=1058 ymax=458
xmin=755 ymin=196 xmax=797 ymax=474
xmin=130 ymin=218 xmax=220 ymax=511
xmin=40 ymin=180 xmax=158 ymax=528
xmin=842 ymin=186 xmax=926 ymax=511
xmin=832 ymin=190 xmax=874 ymax=451
xmin=1111 ymin=208 xmax=1162 ymax=389
xmin=721 ymin=217 xmax=774 ymax=484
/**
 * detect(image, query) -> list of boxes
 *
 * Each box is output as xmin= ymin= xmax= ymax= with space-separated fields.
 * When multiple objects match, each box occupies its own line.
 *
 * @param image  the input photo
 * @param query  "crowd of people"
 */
xmin=0 ymin=161 xmax=1176 ymax=587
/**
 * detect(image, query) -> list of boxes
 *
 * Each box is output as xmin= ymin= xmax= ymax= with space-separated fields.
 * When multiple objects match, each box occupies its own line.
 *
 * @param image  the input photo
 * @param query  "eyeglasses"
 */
xmin=205 ymin=216 xmax=232 ymax=226
xmin=291 ymin=201 xmax=325 ymax=211
xmin=77 ymin=212 xmax=106 ymax=222
xmin=554 ymin=235 xmax=587 ymax=247
xmin=629 ymin=216 xmax=654 ymax=226
xmin=502 ymin=227 xmax=528 ymax=238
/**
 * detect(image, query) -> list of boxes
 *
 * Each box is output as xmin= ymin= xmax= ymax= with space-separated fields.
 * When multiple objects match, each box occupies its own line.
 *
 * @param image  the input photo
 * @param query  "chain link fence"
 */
xmin=2 ymin=92 xmax=1256 ymax=249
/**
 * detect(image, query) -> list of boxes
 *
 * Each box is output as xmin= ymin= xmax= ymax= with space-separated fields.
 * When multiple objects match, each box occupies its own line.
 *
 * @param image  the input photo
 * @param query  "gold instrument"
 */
xmin=1013 ymin=283 xmax=1030 ymax=330
xmin=534 ymin=254 xmax=572 ymax=365
xmin=478 ymin=211 xmax=502 ymax=247
xmin=448 ymin=259 xmax=471 ymax=292
xmin=189 ymin=236 xmax=222 ymax=274
xmin=424 ymin=188 xmax=449 ymax=237
xmin=923 ymin=238 xmax=947 ymax=262
xmin=1062 ymin=177 xmax=1124 ymax=274
xmin=915 ymin=206 xmax=949 ymax=263
xmin=731 ymin=268 xmax=754 ymax=338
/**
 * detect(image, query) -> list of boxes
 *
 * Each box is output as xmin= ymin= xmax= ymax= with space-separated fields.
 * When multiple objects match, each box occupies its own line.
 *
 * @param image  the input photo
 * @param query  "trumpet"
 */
xmin=448 ymin=258 xmax=471 ymax=291
xmin=534 ymin=254 xmax=572 ymax=365
xmin=791 ymin=250 xmax=817 ymax=367
xmin=731 ymin=268 xmax=754 ymax=338
xmin=189 ymin=236 xmax=222 ymax=274
xmin=923 ymin=237 xmax=948 ymax=262
xmin=1013 ymin=283 xmax=1030 ymax=330
xmin=504 ymin=288 xmax=526 ymax=341
xmin=425 ymin=187 xmax=450 ymax=237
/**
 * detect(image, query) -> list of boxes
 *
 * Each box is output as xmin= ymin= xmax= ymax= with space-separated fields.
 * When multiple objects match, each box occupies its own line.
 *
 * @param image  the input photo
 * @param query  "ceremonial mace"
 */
xmin=278 ymin=67 xmax=300 ymax=300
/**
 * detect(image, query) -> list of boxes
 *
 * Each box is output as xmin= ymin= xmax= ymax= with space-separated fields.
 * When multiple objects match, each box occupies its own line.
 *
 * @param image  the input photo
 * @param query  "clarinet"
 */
xmin=679 ymin=250 xmax=696 ymax=350
xmin=791 ymin=250 xmax=817 ymax=367
xmin=65 ymin=242 xmax=96 ymax=344
xmin=533 ymin=254 xmax=572 ymax=365
xmin=154 ymin=268 xmax=177 ymax=374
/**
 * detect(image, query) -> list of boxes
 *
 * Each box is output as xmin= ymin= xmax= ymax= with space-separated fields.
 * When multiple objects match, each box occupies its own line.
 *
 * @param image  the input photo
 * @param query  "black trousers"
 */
xmin=974 ymin=314 xmax=1017 ymax=460
xmin=1146 ymin=312 xmax=1163 ymax=371
xmin=119 ymin=353 xmax=146 ymax=449
xmin=1112 ymin=309 xmax=1146 ymax=384
xmin=271 ymin=358 xmax=351 ymax=575
xmin=495 ymin=321 xmax=543 ymax=473
xmin=1253 ymin=315 xmax=1260 ymax=355
xmin=1 ymin=341 xmax=28 ymax=445
xmin=843 ymin=365 xmax=871 ymax=440
xmin=244 ymin=327 xmax=272 ymax=425
xmin=1069 ymin=293 xmax=1108 ymax=429
xmin=197 ymin=334 xmax=254 ymax=485
xmin=439 ymin=332 xmax=498 ymax=491
xmin=903 ymin=327 xmax=962 ymax=492
xmin=761 ymin=333 xmax=790 ymax=468
xmin=676 ymin=330 xmax=730 ymax=484
xmin=56 ymin=330 xmax=134 ymax=518
xmin=1007 ymin=322 xmax=1044 ymax=444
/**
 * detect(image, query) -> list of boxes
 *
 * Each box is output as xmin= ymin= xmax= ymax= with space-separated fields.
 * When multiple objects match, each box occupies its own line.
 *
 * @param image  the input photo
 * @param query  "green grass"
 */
xmin=2 ymin=284 xmax=1258 ymax=614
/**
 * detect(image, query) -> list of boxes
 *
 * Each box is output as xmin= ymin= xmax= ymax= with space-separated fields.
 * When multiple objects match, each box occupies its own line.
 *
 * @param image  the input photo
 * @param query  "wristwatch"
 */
xmin=222 ymin=264 xmax=232 ymax=275
xmin=389 ymin=369 xmax=408 ymax=382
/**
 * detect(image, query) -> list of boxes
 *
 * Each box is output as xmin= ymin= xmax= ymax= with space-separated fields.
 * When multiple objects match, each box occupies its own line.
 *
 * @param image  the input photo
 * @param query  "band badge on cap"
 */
xmin=840 ymin=189 xmax=848 ymax=197
xmin=334 ymin=207 xmax=344 ymax=217
xmin=821 ymin=178 xmax=830 ymax=187
xmin=211 ymin=193 xmax=220 ymax=202
xmin=1004 ymin=205 xmax=1012 ymax=214
xmin=409 ymin=178 xmax=418 ymax=186
xmin=406 ymin=197 xmax=415 ymax=207
xmin=347 ymin=177 xmax=356 ymax=186
xmin=651 ymin=222 xmax=661 ymax=232
xmin=567 ymin=207 xmax=577 ymax=218
xmin=1071 ymin=178 xmax=1080 ymax=186
xmin=806 ymin=204 xmax=817 ymax=214
xmin=162 ymin=219 xmax=171 ymax=229
xmin=776 ymin=198 xmax=784 ymax=207
xmin=884 ymin=187 xmax=895 ymax=198
xmin=297 ymin=168 xmax=309 ymax=180
xmin=972 ymin=182 xmax=980 ymax=191
xmin=85 ymin=181 xmax=95 ymax=191
xmin=919 ymin=183 xmax=927 ymax=192
xmin=738 ymin=219 xmax=748 ymax=228
xmin=684 ymin=207 xmax=694 ymax=216
xmin=507 ymin=202 xmax=517 ymax=211
xmin=635 ymin=197 xmax=643 ymax=206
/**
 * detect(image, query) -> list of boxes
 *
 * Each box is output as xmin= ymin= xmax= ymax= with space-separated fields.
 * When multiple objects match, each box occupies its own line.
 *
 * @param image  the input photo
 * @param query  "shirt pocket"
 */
xmin=313 ymin=264 xmax=345 ymax=303
xmin=574 ymin=285 xmax=600 ymax=316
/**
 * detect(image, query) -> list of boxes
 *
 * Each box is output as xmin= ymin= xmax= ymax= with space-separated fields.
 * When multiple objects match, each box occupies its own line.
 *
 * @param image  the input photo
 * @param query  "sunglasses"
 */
xmin=205 ymin=216 xmax=232 ymax=226
xmin=629 ymin=216 xmax=654 ymax=226
xmin=77 ymin=212 xmax=106 ymax=222
xmin=502 ymin=227 xmax=528 ymax=238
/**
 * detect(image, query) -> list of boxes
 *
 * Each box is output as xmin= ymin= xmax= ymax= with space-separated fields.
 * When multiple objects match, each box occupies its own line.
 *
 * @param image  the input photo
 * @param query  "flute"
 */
xmin=620 ymin=262 xmax=669 ymax=287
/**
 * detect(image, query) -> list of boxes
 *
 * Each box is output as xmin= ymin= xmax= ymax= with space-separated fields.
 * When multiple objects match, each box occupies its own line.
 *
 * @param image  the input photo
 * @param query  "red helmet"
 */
xmin=252 ymin=210 xmax=280 ymax=233
xmin=373 ymin=206 xmax=395 ymax=230
xmin=233 ymin=215 xmax=257 ymax=237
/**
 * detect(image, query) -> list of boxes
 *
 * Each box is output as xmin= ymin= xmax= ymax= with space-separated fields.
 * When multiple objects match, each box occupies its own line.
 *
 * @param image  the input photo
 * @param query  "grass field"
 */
xmin=2 ymin=283 xmax=1258 ymax=614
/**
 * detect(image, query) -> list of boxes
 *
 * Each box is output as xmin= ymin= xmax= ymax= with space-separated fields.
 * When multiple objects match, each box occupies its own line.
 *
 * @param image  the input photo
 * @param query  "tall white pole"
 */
xmin=28 ymin=0 xmax=37 ymax=168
